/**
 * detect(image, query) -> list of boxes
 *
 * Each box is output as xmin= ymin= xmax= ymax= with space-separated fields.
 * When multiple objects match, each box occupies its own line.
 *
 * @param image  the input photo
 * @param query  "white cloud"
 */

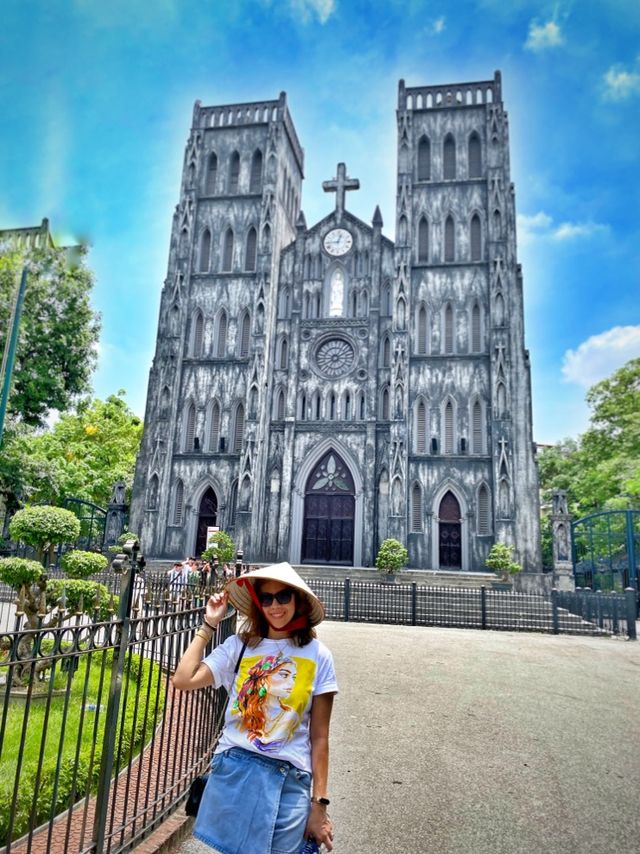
xmin=602 ymin=63 xmax=640 ymax=101
xmin=525 ymin=20 xmax=564 ymax=52
xmin=432 ymin=16 xmax=445 ymax=34
xmin=288 ymin=0 xmax=336 ymax=24
xmin=517 ymin=211 xmax=609 ymax=245
xmin=562 ymin=326 xmax=640 ymax=388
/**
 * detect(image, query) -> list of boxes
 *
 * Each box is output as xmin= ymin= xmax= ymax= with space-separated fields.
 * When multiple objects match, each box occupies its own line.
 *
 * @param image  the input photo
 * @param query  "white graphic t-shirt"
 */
xmin=202 ymin=634 xmax=338 ymax=773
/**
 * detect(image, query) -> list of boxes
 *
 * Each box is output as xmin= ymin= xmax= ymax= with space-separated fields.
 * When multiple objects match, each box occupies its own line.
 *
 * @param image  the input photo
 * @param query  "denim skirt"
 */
xmin=193 ymin=747 xmax=311 ymax=854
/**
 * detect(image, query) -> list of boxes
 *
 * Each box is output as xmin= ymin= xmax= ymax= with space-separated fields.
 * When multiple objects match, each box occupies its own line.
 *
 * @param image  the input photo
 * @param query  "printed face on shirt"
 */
xmin=269 ymin=661 xmax=296 ymax=698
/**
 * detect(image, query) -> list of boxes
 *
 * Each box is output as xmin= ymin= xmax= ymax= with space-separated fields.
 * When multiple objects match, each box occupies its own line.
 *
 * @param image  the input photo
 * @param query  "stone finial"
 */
xmin=372 ymin=206 xmax=383 ymax=228
xmin=296 ymin=210 xmax=307 ymax=231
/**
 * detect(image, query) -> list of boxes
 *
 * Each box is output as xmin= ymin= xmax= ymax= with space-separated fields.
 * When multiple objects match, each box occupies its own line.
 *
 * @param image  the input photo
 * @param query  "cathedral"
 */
xmin=130 ymin=71 xmax=541 ymax=573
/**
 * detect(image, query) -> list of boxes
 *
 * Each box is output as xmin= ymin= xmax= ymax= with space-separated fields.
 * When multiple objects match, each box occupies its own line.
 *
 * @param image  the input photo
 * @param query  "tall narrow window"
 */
xmin=173 ymin=480 xmax=184 ymax=525
xmin=444 ymin=215 xmax=455 ymax=262
xmin=417 ymin=136 xmax=431 ymax=181
xmin=329 ymin=268 xmax=345 ymax=317
xmin=411 ymin=483 xmax=423 ymax=532
xmin=417 ymin=305 xmax=428 ymax=355
xmin=494 ymin=293 xmax=505 ymax=327
xmin=228 ymin=481 xmax=238 ymax=528
xmin=383 ymin=284 xmax=391 ymax=316
xmin=209 ymin=401 xmax=220 ymax=452
xmin=418 ymin=217 xmax=429 ymax=263
xmin=477 ymin=484 xmax=490 ymax=534
xmin=344 ymin=391 xmax=351 ymax=420
xmin=192 ymin=311 xmax=204 ymax=356
xmin=497 ymin=382 xmax=507 ymax=417
xmin=199 ymin=229 xmax=211 ymax=272
xmin=382 ymin=336 xmax=391 ymax=367
xmin=276 ymin=389 xmax=285 ymax=420
xmin=279 ymin=337 xmax=288 ymax=369
xmin=468 ymin=132 xmax=481 ymax=178
xmin=233 ymin=404 xmax=245 ymax=452
xmin=239 ymin=311 xmax=251 ymax=357
xmin=359 ymin=392 xmax=366 ymax=420
xmin=444 ymin=304 xmax=454 ymax=354
xmin=381 ymin=387 xmax=390 ymax=420
xmin=245 ymin=227 xmax=257 ymax=271
xmin=471 ymin=303 xmax=481 ymax=352
xmin=222 ymin=228 xmax=234 ymax=271
xmin=228 ymin=151 xmax=240 ymax=193
xmin=470 ymin=214 xmax=482 ymax=261
xmin=147 ymin=475 xmax=159 ymax=510
xmin=416 ymin=400 xmax=427 ymax=453
xmin=216 ymin=311 xmax=228 ymax=357
xmin=185 ymin=403 xmax=196 ymax=451
xmin=443 ymin=134 xmax=456 ymax=180
xmin=205 ymin=152 xmax=217 ymax=194
xmin=472 ymin=400 xmax=483 ymax=453
xmin=329 ymin=394 xmax=336 ymax=420
xmin=250 ymin=149 xmax=263 ymax=192
xmin=444 ymin=401 xmax=454 ymax=454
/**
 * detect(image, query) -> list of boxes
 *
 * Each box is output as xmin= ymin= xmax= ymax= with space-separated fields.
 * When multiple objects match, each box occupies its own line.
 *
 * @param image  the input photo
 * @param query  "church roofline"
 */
xmin=398 ymin=70 xmax=502 ymax=110
xmin=281 ymin=208 xmax=394 ymax=251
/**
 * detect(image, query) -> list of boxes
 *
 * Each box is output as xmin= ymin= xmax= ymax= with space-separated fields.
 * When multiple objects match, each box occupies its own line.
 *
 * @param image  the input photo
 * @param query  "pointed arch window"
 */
xmin=250 ymin=149 xmax=263 ymax=193
xmin=383 ymin=283 xmax=392 ymax=316
xmin=147 ymin=474 xmax=159 ymax=510
xmin=477 ymin=484 xmax=491 ymax=534
xmin=276 ymin=389 xmax=285 ymax=420
xmin=245 ymin=227 xmax=257 ymax=271
xmin=472 ymin=400 xmax=483 ymax=453
xmin=398 ymin=215 xmax=408 ymax=245
xmin=262 ymin=223 xmax=271 ymax=252
xmin=494 ymin=293 xmax=505 ymax=327
xmin=216 ymin=310 xmax=228 ymax=357
xmin=249 ymin=385 xmax=258 ymax=418
xmin=350 ymin=291 xmax=357 ymax=318
xmin=239 ymin=311 xmax=251 ymax=358
xmin=222 ymin=228 xmax=234 ymax=271
xmin=173 ymin=480 xmax=184 ymax=525
xmin=443 ymin=134 xmax=456 ymax=180
xmin=468 ymin=132 xmax=481 ymax=178
xmin=470 ymin=214 xmax=482 ymax=261
xmin=343 ymin=391 xmax=351 ymax=420
xmin=160 ymin=385 xmax=170 ymax=418
xmin=444 ymin=215 xmax=455 ymax=262
xmin=299 ymin=393 xmax=307 ymax=421
xmin=411 ymin=483 xmax=423 ymax=532
xmin=382 ymin=336 xmax=391 ymax=368
xmin=380 ymin=387 xmax=390 ymax=420
xmin=418 ymin=217 xmax=429 ymax=263
xmin=192 ymin=311 xmax=204 ymax=356
xmin=228 ymin=151 xmax=240 ymax=193
xmin=415 ymin=400 xmax=427 ymax=453
xmin=228 ymin=480 xmax=238 ymax=528
xmin=359 ymin=392 xmax=366 ymax=420
xmin=444 ymin=400 xmax=454 ymax=454
xmin=205 ymin=152 xmax=218 ymax=194
xmin=199 ymin=229 xmax=211 ymax=272
xmin=417 ymin=136 xmax=431 ymax=181
xmin=497 ymin=382 xmax=507 ymax=418
xmin=233 ymin=404 xmax=245 ymax=452
xmin=329 ymin=393 xmax=336 ymax=420
xmin=184 ymin=403 xmax=196 ymax=451
xmin=279 ymin=337 xmax=288 ymax=369
xmin=444 ymin=304 xmax=454 ymax=354
xmin=209 ymin=401 xmax=220 ymax=452
xmin=471 ymin=303 xmax=481 ymax=352
xmin=417 ymin=305 xmax=428 ymax=355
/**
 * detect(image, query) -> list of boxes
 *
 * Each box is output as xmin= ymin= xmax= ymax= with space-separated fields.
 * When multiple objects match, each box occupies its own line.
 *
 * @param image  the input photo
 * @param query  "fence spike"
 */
xmin=76 ymin=592 xmax=84 ymax=616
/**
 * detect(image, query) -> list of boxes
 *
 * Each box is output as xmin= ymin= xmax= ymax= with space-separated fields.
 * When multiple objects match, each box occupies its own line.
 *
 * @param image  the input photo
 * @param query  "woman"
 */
xmin=172 ymin=562 xmax=337 ymax=853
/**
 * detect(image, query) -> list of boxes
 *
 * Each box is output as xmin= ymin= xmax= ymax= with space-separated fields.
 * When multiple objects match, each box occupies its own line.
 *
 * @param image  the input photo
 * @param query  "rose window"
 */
xmin=315 ymin=338 xmax=355 ymax=378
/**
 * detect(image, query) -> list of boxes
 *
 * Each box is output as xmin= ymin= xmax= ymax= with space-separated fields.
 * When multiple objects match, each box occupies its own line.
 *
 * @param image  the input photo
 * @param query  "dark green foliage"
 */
xmin=201 ymin=529 xmax=236 ymax=564
xmin=9 ymin=505 xmax=80 ymax=555
xmin=46 ymin=579 xmax=113 ymax=619
xmin=375 ymin=538 xmax=408 ymax=573
xmin=60 ymin=550 xmax=108 ymax=579
xmin=108 ymin=530 xmax=140 ymax=555
xmin=485 ymin=542 xmax=522 ymax=576
xmin=0 ymin=557 xmax=44 ymax=588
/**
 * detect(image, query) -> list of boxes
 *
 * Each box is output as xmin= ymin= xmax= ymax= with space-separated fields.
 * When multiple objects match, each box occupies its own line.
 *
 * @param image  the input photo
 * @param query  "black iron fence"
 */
xmin=0 ymin=573 xmax=232 ymax=854
xmin=556 ymin=588 xmax=637 ymax=638
xmin=306 ymin=578 xmax=638 ymax=639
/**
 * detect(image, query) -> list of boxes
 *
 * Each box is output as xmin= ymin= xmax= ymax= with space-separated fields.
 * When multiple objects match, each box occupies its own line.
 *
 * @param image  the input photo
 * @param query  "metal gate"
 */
xmin=572 ymin=509 xmax=640 ymax=594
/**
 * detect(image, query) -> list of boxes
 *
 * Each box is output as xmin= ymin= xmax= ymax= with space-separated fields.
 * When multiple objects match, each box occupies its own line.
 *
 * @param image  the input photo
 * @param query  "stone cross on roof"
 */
xmin=322 ymin=162 xmax=360 ymax=217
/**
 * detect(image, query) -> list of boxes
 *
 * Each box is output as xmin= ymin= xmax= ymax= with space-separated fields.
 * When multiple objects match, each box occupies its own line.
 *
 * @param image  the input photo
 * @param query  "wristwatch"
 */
xmin=311 ymin=796 xmax=330 ymax=806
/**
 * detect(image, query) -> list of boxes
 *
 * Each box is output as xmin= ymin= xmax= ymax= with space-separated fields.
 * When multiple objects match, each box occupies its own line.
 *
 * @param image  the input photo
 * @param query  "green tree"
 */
xmin=0 ymin=241 xmax=101 ymax=428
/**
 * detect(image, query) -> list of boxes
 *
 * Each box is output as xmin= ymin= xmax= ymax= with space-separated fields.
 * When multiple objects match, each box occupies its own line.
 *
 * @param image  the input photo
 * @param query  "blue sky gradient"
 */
xmin=2 ymin=0 xmax=639 ymax=442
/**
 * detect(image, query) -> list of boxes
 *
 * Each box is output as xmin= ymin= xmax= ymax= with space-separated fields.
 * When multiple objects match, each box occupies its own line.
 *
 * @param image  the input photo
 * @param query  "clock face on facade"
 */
xmin=323 ymin=228 xmax=353 ymax=256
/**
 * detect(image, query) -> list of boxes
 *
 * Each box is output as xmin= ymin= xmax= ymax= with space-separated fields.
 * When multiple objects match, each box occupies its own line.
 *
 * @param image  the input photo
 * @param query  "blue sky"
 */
xmin=1 ymin=0 xmax=639 ymax=443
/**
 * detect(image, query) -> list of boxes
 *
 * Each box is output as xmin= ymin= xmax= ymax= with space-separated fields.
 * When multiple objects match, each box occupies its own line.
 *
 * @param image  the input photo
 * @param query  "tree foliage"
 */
xmin=0 ymin=557 xmax=44 ymax=589
xmin=0 ymin=241 xmax=100 ymax=427
xmin=375 ymin=538 xmax=408 ymax=573
xmin=9 ymin=505 xmax=80 ymax=557
xmin=485 ymin=542 xmax=522 ymax=576
xmin=201 ymin=530 xmax=236 ymax=564
xmin=60 ymin=550 xmax=108 ymax=579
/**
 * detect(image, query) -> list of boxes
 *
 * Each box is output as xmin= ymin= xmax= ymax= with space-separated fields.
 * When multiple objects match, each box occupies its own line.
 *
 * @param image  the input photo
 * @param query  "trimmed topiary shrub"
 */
xmin=201 ymin=529 xmax=236 ymax=564
xmin=61 ymin=550 xmax=108 ymax=579
xmin=0 ymin=557 xmax=44 ymax=589
xmin=46 ymin=579 xmax=114 ymax=619
xmin=485 ymin=542 xmax=522 ymax=578
xmin=9 ymin=506 xmax=81 ymax=563
xmin=375 ymin=538 xmax=408 ymax=574
xmin=108 ymin=531 xmax=139 ymax=554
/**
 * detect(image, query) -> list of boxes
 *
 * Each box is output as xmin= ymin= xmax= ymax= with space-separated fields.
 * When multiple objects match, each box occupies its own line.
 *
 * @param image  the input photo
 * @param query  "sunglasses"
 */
xmin=258 ymin=588 xmax=295 ymax=607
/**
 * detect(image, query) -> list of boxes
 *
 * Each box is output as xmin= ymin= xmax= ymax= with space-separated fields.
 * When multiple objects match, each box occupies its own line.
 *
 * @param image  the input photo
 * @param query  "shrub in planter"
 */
xmin=0 ymin=557 xmax=44 ymax=589
xmin=201 ymin=529 xmax=236 ymax=565
xmin=485 ymin=543 xmax=522 ymax=580
xmin=61 ymin=550 xmax=108 ymax=579
xmin=375 ymin=539 xmax=408 ymax=574
xmin=9 ymin=506 xmax=81 ymax=563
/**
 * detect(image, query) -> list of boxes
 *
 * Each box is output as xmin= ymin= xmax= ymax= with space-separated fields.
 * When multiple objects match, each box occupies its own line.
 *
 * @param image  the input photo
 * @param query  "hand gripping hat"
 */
xmin=225 ymin=562 xmax=325 ymax=628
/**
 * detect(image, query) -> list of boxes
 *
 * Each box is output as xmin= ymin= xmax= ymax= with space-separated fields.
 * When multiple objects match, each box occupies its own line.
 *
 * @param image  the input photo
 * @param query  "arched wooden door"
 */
xmin=195 ymin=487 xmax=218 ymax=557
xmin=439 ymin=491 xmax=462 ymax=569
xmin=302 ymin=451 xmax=355 ymax=565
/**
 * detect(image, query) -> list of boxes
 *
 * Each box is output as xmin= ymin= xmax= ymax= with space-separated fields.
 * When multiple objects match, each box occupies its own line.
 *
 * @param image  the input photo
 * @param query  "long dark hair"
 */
xmin=238 ymin=580 xmax=317 ymax=648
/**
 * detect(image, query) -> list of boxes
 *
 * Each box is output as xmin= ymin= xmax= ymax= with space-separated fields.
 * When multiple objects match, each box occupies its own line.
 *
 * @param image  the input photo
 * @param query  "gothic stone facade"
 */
xmin=130 ymin=73 xmax=541 ymax=572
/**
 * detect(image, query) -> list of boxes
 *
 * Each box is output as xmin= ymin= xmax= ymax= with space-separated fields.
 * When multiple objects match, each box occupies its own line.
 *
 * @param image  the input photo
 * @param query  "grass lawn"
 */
xmin=0 ymin=648 xmax=165 ymax=846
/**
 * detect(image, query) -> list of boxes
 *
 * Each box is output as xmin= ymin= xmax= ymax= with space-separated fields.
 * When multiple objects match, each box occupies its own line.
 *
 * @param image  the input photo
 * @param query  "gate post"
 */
xmin=92 ymin=541 xmax=138 ymax=850
xmin=624 ymin=588 xmax=637 ymax=640
xmin=343 ymin=577 xmax=350 ymax=622
xmin=551 ymin=588 xmax=560 ymax=634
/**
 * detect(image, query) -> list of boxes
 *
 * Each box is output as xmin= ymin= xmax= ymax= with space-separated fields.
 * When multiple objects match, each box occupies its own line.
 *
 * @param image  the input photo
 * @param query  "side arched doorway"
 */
xmin=301 ymin=451 xmax=355 ymax=565
xmin=439 ymin=490 xmax=462 ymax=569
xmin=195 ymin=487 xmax=218 ymax=557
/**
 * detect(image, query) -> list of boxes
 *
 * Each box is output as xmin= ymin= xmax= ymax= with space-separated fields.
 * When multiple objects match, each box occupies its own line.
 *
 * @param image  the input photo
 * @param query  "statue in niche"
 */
xmin=556 ymin=523 xmax=570 ymax=562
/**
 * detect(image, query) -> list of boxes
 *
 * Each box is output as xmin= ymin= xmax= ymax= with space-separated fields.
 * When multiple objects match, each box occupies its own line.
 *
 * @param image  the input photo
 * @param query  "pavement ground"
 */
xmin=176 ymin=621 xmax=640 ymax=854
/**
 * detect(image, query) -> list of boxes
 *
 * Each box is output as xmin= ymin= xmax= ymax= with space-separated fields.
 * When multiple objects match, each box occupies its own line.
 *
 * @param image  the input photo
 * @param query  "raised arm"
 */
xmin=171 ymin=591 xmax=228 ymax=691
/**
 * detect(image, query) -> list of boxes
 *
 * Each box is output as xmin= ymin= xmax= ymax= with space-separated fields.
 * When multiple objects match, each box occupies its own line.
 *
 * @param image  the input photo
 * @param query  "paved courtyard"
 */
xmin=177 ymin=621 xmax=640 ymax=854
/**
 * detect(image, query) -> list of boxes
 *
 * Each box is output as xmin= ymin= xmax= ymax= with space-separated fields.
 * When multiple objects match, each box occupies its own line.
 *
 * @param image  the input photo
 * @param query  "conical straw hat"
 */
xmin=225 ymin=562 xmax=325 ymax=627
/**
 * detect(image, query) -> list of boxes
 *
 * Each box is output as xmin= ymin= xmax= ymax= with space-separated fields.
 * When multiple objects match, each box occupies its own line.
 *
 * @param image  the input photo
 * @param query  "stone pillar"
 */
xmin=551 ymin=490 xmax=574 ymax=591
xmin=104 ymin=481 xmax=129 ymax=550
